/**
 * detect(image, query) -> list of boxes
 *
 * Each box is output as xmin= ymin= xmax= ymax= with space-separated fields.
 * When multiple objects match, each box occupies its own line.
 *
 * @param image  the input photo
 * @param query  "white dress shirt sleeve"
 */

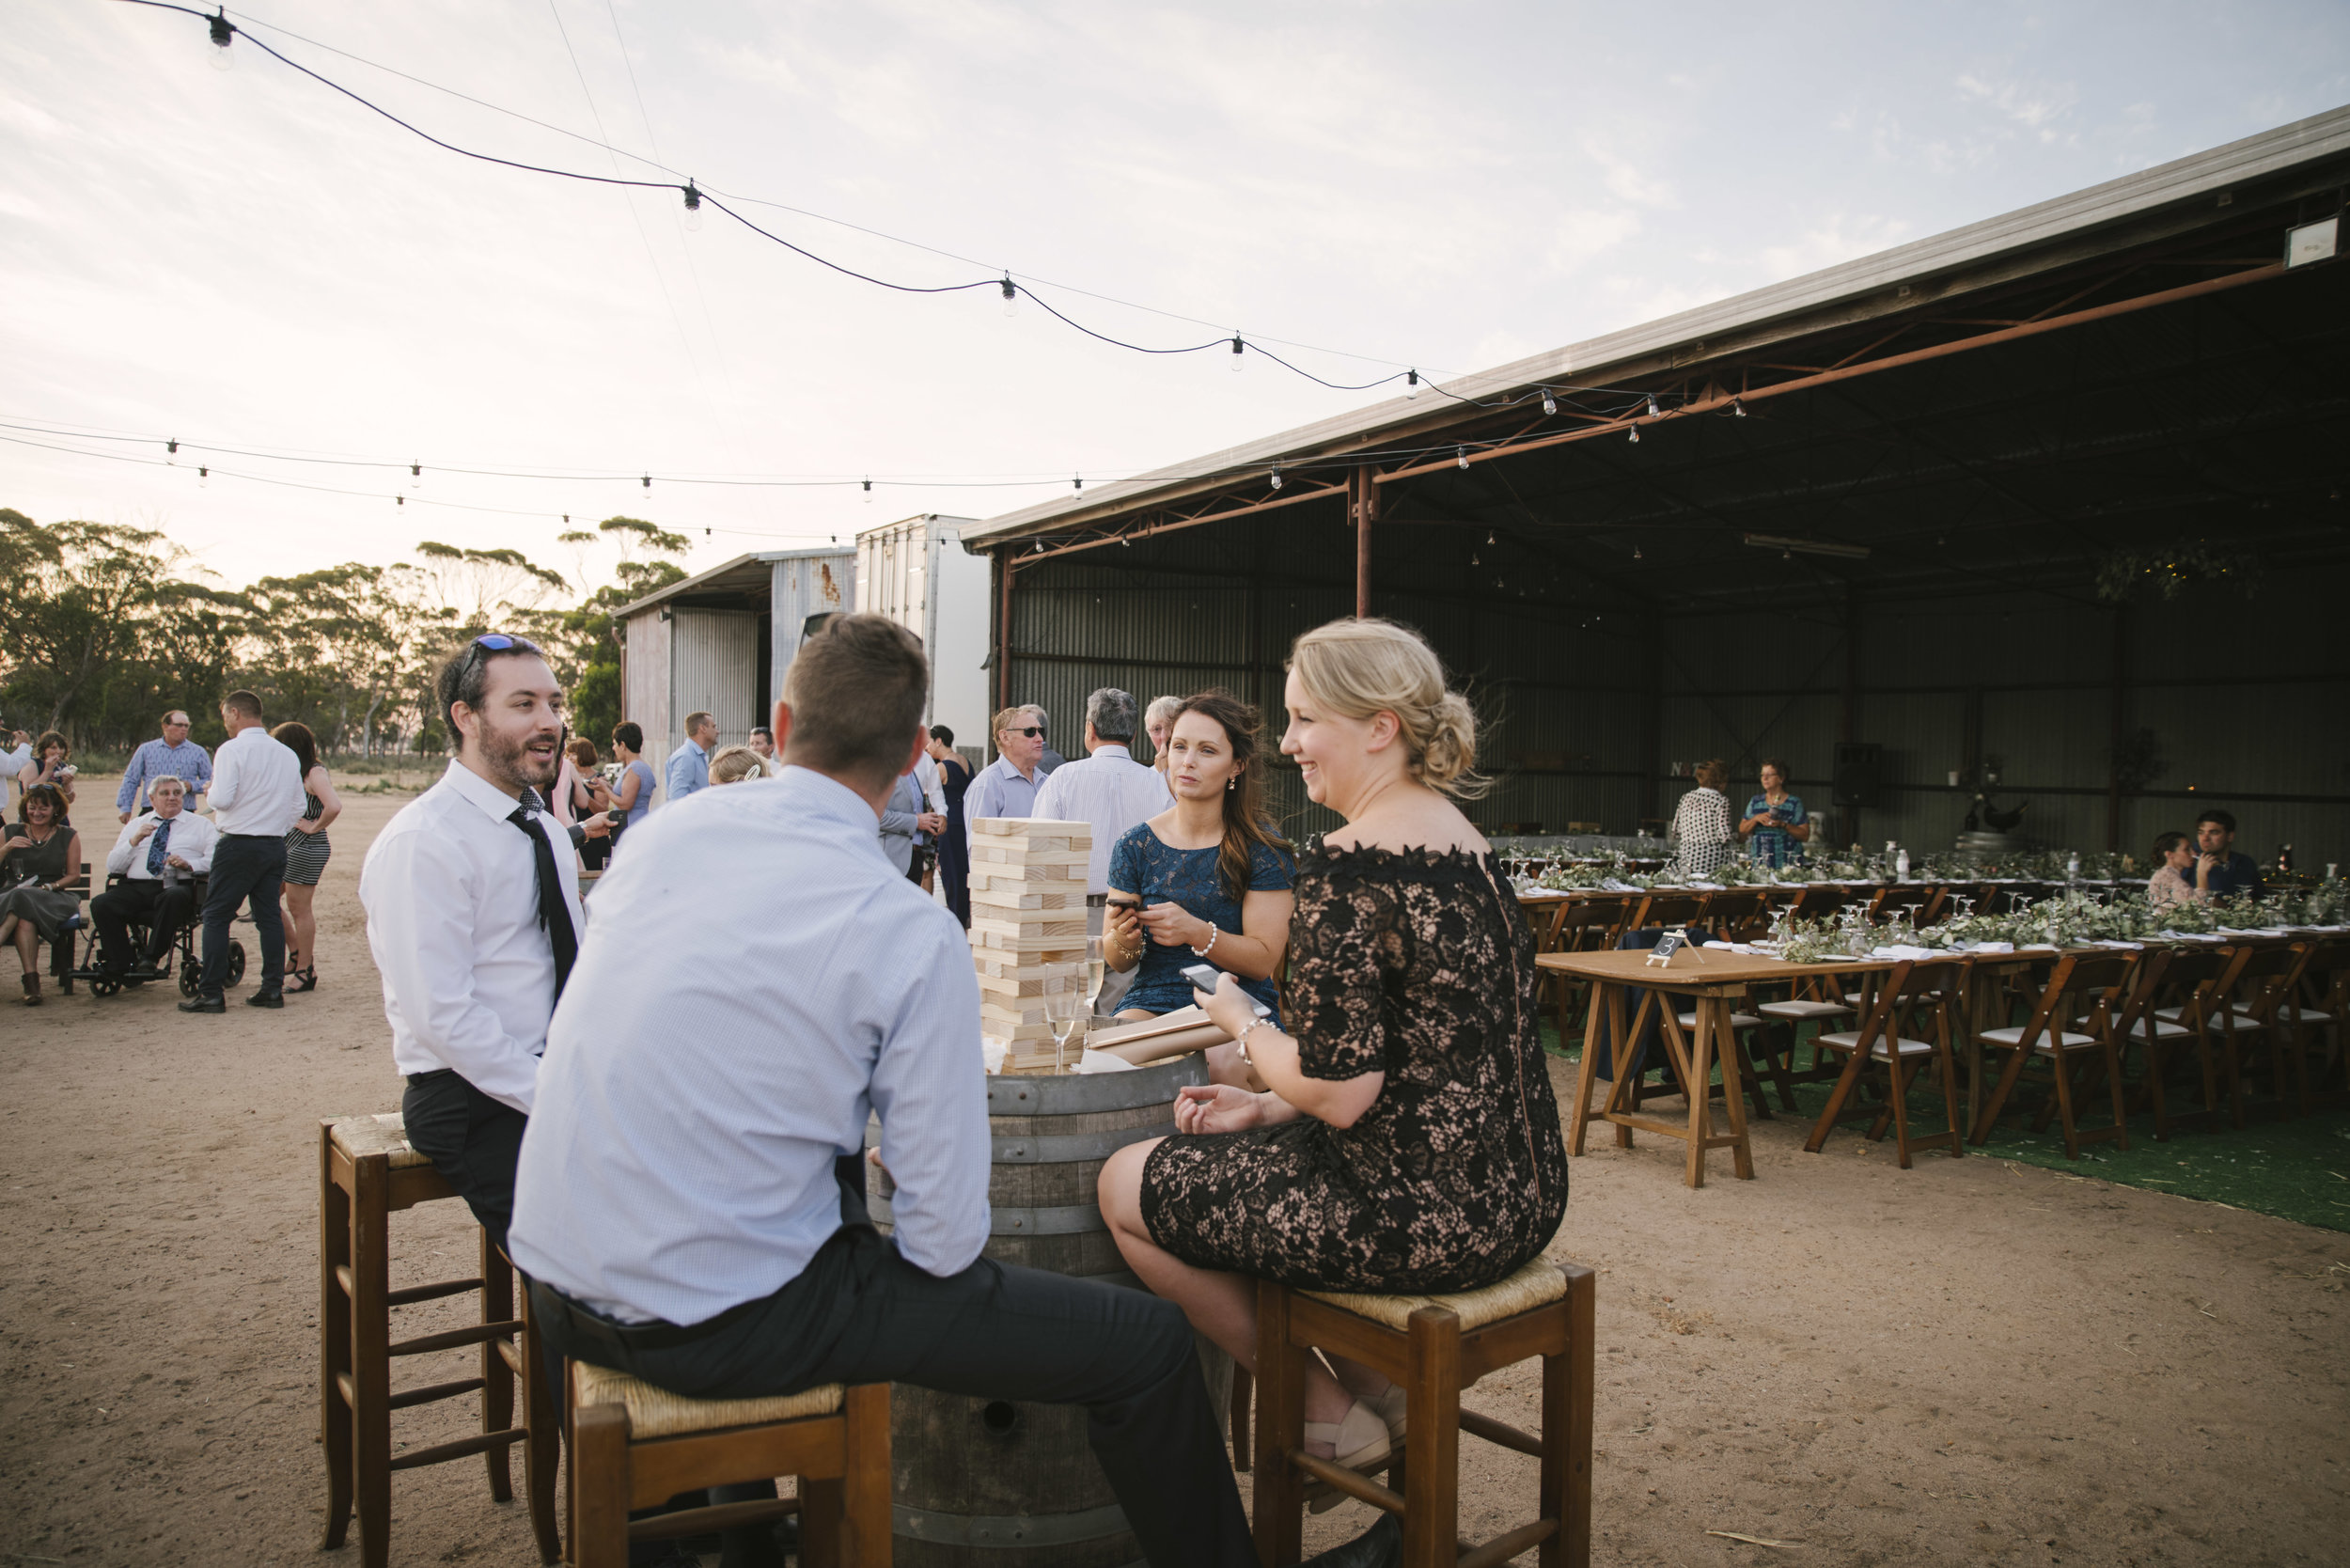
xmin=105 ymin=817 xmax=143 ymax=877
xmin=179 ymin=814 xmax=217 ymax=875
xmin=364 ymin=826 xmax=545 ymax=1114
xmin=1030 ymin=767 xmax=1067 ymax=821
xmin=208 ymin=737 xmax=244 ymax=814
xmin=866 ymin=935 xmax=993 ymax=1277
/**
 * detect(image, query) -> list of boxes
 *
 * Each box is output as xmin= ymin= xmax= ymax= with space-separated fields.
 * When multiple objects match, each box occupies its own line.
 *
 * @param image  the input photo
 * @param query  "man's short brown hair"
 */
xmin=781 ymin=614 xmax=929 ymax=791
xmin=684 ymin=711 xmax=714 ymax=735
xmin=222 ymin=690 xmax=263 ymax=721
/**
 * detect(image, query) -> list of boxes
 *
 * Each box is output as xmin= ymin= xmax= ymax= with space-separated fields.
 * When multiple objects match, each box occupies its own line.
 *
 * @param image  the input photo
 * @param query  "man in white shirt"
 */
xmin=182 ymin=690 xmax=306 ymax=1012
xmin=90 ymin=775 xmax=217 ymax=982
xmin=359 ymin=634 xmax=581 ymax=1250
xmin=962 ymin=705 xmax=1046 ymax=855
xmin=1 ymin=726 xmax=31 ymax=814
xmin=1031 ymin=687 xmax=1172 ymax=1011
xmin=511 ymin=615 xmax=1268 ymax=1568
xmin=746 ymin=725 xmax=783 ymax=777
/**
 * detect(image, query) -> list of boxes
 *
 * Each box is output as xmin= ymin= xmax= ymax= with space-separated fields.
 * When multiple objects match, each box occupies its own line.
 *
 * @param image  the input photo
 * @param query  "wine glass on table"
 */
xmin=1044 ymin=974 xmax=1088 ymax=1074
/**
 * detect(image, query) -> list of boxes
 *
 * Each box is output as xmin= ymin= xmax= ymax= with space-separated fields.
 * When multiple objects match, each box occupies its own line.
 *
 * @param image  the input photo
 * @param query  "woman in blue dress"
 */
xmin=1104 ymin=689 xmax=1293 ymax=1086
xmin=1737 ymin=757 xmax=1810 ymax=870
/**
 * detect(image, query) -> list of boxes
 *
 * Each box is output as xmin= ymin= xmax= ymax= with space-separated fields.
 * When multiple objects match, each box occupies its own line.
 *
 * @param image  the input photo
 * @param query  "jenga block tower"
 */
xmin=969 ymin=818 xmax=1091 ymax=1069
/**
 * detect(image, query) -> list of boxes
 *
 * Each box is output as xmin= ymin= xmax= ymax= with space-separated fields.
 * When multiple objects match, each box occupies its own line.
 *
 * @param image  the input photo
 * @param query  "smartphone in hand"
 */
xmin=1181 ymin=963 xmax=1271 ymax=1016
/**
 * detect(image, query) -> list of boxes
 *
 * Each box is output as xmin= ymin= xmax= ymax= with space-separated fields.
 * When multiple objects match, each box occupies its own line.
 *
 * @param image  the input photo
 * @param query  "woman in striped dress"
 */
xmin=271 ymin=722 xmax=342 ymax=993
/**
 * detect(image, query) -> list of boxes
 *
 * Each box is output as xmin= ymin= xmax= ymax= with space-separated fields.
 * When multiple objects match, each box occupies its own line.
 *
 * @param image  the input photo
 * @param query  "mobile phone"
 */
xmin=1181 ymin=963 xmax=1271 ymax=1016
xmin=1105 ymin=894 xmax=1143 ymax=911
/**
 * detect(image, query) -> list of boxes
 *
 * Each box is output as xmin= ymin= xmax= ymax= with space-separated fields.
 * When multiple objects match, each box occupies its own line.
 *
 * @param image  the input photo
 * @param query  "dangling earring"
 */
xmin=1227 ymin=778 xmax=1236 ymax=791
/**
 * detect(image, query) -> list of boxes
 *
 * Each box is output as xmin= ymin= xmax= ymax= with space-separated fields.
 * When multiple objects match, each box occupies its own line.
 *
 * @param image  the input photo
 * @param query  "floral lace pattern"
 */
xmin=1140 ymin=839 xmax=1568 ymax=1294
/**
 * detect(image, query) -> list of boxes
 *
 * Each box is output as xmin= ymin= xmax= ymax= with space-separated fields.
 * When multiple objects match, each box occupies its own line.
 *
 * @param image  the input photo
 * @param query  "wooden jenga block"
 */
xmin=970 ymin=862 xmax=1084 ymax=886
xmin=971 ymin=886 xmax=1081 ymax=913
xmin=972 ymin=844 xmax=1090 ymax=869
xmin=973 ymin=919 xmax=1089 ymax=952
xmin=973 ymin=817 xmax=1091 ymax=845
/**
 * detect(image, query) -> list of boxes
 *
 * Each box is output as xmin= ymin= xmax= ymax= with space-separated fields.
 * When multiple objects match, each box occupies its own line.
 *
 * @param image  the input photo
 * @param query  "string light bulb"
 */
xmin=1000 ymin=275 xmax=1017 ymax=318
xmin=1269 ymin=463 xmax=1282 ymax=491
xmin=1230 ymin=335 xmax=1244 ymax=371
xmin=197 ymin=465 xmax=209 ymax=486
xmin=208 ymin=8 xmax=233 ymax=70
xmin=1634 ymin=544 xmax=1643 ymax=559
xmin=682 ymin=180 xmax=703 ymax=231
xmin=1629 ymin=425 xmax=1641 ymax=444
xmin=1456 ymin=447 xmax=1469 ymax=470
xmin=1646 ymin=393 xmax=1661 ymax=418
xmin=1541 ymin=388 xmax=1558 ymax=417
xmin=396 ymin=494 xmax=403 ymax=507
xmin=862 ymin=477 xmax=872 ymax=502
xmin=1073 ymin=473 xmax=1083 ymax=491
xmin=1732 ymin=397 xmax=1747 ymax=418
xmin=1403 ymin=369 xmax=1419 ymax=400
xmin=165 ymin=438 xmax=178 ymax=463
xmin=641 ymin=473 xmax=651 ymax=490
xmin=409 ymin=462 xmax=421 ymax=491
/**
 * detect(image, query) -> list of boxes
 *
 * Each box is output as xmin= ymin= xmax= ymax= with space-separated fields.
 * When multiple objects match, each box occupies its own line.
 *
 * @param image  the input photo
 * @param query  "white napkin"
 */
xmin=1074 ymin=1049 xmax=1137 ymax=1074
xmin=1867 ymin=944 xmax=1943 ymax=962
xmin=981 ymin=1039 xmax=1009 ymax=1074
xmin=2091 ymin=939 xmax=2144 ymax=949
xmin=1968 ymin=941 xmax=2015 ymax=954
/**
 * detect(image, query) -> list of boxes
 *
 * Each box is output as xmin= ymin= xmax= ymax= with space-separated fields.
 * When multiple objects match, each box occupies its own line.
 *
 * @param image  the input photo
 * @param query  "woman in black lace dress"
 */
xmin=1100 ymin=618 xmax=1567 ymax=1482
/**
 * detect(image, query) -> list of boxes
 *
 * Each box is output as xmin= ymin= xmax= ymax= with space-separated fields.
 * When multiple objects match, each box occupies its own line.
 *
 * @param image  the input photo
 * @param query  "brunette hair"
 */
xmin=272 ymin=721 xmax=319 ymax=778
xmin=1758 ymin=757 xmax=1791 ymax=780
xmin=21 ymin=783 xmax=67 ymax=822
xmin=1167 ymin=688 xmax=1290 ymax=903
xmin=2195 ymin=808 xmax=2237 ymax=834
xmin=611 ymin=721 xmax=644 ymax=753
xmin=1287 ymin=618 xmax=1486 ymax=798
xmin=2152 ymin=830 xmax=2190 ymax=859
xmin=1694 ymin=759 xmax=1729 ymax=791
xmin=566 ymin=737 xmax=601 ymax=771
xmin=223 ymin=689 xmax=264 ymax=721
xmin=780 ymin=613 xmax=929 ymax=792
xmin=32 ymin=729 xmax=67 ymax=761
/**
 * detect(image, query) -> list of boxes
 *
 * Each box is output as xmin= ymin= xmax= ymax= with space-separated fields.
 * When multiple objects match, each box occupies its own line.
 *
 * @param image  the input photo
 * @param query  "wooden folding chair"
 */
xmin=1699 ymin=889 xmax=1768 ymax=942
xmin=2101 ymin=949 xmax=2198 ymax=1140
xmin=1629 ymin=891 xmax=1705 ymax=933
xmin=1802 ymin=959 xmax=1966 ymax=1167
xmin=1866 ymin=884 xmax=1938 ymax=928
xmin=1968 ymin=951 xmax=2135 ymax=1157
xmin=2295 ymin=935 xmax=2350 ymax=1102
xmin=2184 ymin=942 xmax=2317 ymax=1122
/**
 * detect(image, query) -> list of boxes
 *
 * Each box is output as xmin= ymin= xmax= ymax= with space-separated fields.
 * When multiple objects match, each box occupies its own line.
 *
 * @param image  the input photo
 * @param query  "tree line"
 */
xmin=0 ymin=508 xmax=687 ymax=758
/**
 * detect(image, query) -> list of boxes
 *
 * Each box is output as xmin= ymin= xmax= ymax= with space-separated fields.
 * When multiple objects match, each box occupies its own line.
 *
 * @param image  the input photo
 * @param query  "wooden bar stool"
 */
xmin=567 ymin=1366 xmax=891 ymax=1568
xmin=1253 ymin=1259 xmax=1594 ymax=1568
xmin=318 ymin=1114 xmax=559 ymax=1568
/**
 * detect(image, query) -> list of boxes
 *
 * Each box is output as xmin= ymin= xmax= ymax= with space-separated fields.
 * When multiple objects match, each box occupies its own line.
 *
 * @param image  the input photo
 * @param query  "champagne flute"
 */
xmin=1044 ymin=976 xmax=1087 ymax=1074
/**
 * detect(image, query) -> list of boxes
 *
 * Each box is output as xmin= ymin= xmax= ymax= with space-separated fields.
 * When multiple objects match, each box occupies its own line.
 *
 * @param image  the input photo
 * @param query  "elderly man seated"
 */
xmin=92 ymin=776 xmax=218 ymax=981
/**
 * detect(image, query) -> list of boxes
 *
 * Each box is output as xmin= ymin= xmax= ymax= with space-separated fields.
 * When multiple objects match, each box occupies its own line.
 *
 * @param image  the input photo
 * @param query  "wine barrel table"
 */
xmin=867 ymin=1055 xmax=1228 ymax=1568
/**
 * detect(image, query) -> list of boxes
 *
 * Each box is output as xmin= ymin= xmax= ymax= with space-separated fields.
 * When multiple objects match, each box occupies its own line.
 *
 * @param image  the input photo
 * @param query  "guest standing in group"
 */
xmin=271 ymin=721 xmax=341 ymax=994
xmin=116 ymin=710 xmax=212 ymax=821
xmin=1099 ymin=619 xmax=1565 ymax=1525
xmin=1103 ymin=689 xmax=1292 ymax=1077
xmin=510 ymin=614 xmax=1370 ymax=1568
xmin=16 ymin=731 xmax=75 ymax=822
xmin=1737 ymin=757 xmax=1810 ymax=870
xmin=1034 ymin=687 xmax=1173 ymax=1012
xmin=559 ymin=739 xmax=618 ymax=870
xmin=1144 ymin=695 xmax=1183 ymax=775
xmin=878 ymin=767 xmax=943 ymax=880
xmin=0 ymin=785 xmax=84 ymax=1006
xmin=747 ymin=726 xmax=784 ymax=777
xmin=0 ymin=727 xmax=29 ymax=814
xmin=609 ymin=722 xmax=655 ymax=831
xmin=358 ymin=634 xmax=581 ymax=1249
xmin=2193 ymin=808 xmax=2265 ymax=899
xmin=2147 ymin=831 xmax=2208 ymax=911
xmin=666 ymin=710 xmax=717 ymax=806
xmin=927 ymin=727 xmax=973 ymax=926
xmin=91 ymin=775 xmax=215 ymax=984
xmin=708 ymin=745 xmax=769 ymax=786
xmin=1666 ymin=759 xmax=1736 ymax=881
xmin=182 ymin=692 xmax=305 ymax=1013
xmin=964 ymin=705 xmax=1047 ymax=851
xmin=1028 ymin=704 xmax=1068 ymax=776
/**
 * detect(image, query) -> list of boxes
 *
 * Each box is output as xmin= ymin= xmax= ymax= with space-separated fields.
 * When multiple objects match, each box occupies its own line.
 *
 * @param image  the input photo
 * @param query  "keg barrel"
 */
xmin=867 ymin=1054 xmax=1228 ymax=1568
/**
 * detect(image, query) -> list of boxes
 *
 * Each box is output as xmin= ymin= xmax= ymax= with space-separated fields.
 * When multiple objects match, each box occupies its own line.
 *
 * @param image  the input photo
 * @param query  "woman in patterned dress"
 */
xmin=271 ymin=722 xmax=341 ymax=993
xmin=1666 ymin=758 xmax=1735 ymax=879
xmin=1099 ymin=619 xmax=1568 ymax=1483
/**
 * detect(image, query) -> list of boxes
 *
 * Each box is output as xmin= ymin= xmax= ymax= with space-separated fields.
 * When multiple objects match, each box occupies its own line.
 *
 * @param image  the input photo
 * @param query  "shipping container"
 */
xmin=854 ymin=515 xmax=992 ymax=759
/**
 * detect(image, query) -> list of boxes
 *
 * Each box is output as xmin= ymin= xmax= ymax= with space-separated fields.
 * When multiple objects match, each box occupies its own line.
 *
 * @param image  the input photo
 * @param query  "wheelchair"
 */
xmin=70 ymin=871 xmax=243 ymax=998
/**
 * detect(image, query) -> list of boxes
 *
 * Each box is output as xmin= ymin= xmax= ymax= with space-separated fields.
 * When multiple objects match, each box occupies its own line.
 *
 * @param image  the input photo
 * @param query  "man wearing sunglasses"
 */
xmin=964 ymin=704 xmax=1047 ymax=856
xmin=358 ymin=634 xmax=584 ymax=1251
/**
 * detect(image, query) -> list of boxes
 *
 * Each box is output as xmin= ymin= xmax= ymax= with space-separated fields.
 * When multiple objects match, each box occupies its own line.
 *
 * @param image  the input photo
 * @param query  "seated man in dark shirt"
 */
xmin=2194 ymin=808 xmax=2264 ymax=900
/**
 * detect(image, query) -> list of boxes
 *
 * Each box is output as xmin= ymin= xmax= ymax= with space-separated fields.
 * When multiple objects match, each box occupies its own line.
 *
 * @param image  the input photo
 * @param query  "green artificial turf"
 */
xmin=1540 ymin=1018 xmax=2350 ymax=1233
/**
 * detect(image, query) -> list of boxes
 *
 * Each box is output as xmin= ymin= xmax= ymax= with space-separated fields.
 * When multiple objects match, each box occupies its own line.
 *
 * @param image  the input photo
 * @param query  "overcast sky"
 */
xmin=6 ymin=1 xmax=2346 ymax=593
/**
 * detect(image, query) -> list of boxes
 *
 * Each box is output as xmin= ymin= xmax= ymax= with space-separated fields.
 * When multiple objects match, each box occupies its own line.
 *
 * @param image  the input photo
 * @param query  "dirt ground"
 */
xmin=4 ymin=780 xmax=2346 ymax=1567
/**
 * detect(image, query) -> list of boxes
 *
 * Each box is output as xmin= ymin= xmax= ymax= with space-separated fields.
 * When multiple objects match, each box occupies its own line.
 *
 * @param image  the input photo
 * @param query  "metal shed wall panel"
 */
xmin=769 ymin=551 xmax=856 ymax=709
xmin=667 ymin=609 xmax=762 ymax=770
xmin=621 ymin=609 xmax=670 ymax=763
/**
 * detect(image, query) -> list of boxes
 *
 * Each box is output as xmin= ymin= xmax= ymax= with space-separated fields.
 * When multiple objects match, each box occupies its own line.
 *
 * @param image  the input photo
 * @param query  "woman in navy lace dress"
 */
xmin=1103 ymin=689 xmax=1293 ymax=1044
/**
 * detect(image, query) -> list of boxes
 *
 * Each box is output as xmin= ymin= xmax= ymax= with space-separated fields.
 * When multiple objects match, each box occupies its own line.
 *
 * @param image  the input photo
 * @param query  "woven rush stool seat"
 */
xmin=568 ymin=1364 xmax=889 ymax=1568
xmin=1255 ymin=1260 xmax=1594 ymax=1568
xmin=318 ymin=1114 xmax=559 ymax=1568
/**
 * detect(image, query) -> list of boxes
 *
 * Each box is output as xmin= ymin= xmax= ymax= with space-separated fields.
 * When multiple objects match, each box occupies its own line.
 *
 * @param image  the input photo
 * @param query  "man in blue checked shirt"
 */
xmin=116 ymin=710 xmax=212 ymax=823
xmin=512 ymin=615 xmax=1393 ymax=1568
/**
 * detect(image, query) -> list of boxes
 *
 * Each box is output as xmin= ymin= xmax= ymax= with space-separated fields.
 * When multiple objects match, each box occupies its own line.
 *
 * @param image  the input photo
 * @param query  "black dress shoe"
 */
xmin=179 ymin=995 xmax=227 ymax=1013
xmin=1299 ymin=1514 xmax=1401 ymax=1568
xmin=126 ymin=964 xmax=165 ymax=983
xmin=245 ymin=989 xmax=285 ymax=1009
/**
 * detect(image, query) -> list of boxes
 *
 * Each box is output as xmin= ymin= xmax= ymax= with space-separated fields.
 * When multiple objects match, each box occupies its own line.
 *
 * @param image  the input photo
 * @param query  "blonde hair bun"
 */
xmin=1288 ymin=618 xmax=1488 ymax=798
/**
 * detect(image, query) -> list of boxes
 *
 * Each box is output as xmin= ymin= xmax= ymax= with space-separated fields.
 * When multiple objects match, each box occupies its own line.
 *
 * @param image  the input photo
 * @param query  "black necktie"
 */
xmin=507 ymin=792 xmax=578 ymax=997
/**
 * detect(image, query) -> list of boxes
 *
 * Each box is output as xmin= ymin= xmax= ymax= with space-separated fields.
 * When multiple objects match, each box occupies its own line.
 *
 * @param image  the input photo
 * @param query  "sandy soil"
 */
xmin=3 ymin=780 xmax=2345 ymax=1567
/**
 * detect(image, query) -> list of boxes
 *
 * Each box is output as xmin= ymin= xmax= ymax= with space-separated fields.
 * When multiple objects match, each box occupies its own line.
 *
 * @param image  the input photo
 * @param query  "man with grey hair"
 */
xmin=1143 ymin=695 xmax=1183 ymax=773
xmin=1031 ymin=688 xmax=1170 ymax=1011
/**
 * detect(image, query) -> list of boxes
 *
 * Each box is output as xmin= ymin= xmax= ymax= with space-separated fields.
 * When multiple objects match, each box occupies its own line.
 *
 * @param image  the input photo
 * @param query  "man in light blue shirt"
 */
xmin=115 ymin=710 xmax=213 ymax=822
xmin=664 ymin=710 xmax=715 ymax=805
xmin=511 ymin=615 xmax=1265 ymax=1568
xmin=963 ymin=704 xmax=1046 ymax=855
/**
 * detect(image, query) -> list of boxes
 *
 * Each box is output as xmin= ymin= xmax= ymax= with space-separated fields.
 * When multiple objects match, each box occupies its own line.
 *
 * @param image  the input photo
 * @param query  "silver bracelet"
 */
xmin=1235 ymin=1015 xmax=1277 ymax=1064
xmin=1190 ymin=925 xmax=1219 ymax=959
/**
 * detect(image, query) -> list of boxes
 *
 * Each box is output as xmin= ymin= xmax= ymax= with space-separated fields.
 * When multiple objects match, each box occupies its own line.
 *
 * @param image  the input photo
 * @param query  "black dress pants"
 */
xmin=198 ymin=832 xmax=286 ymax=995
xmin=532 ymin=1214 xmax=1255 ymax=1568
xmin=91 ymin=876 xmax=196 ymax=972
xmin=402 ymin=1069 xmax=528 ymax=1255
